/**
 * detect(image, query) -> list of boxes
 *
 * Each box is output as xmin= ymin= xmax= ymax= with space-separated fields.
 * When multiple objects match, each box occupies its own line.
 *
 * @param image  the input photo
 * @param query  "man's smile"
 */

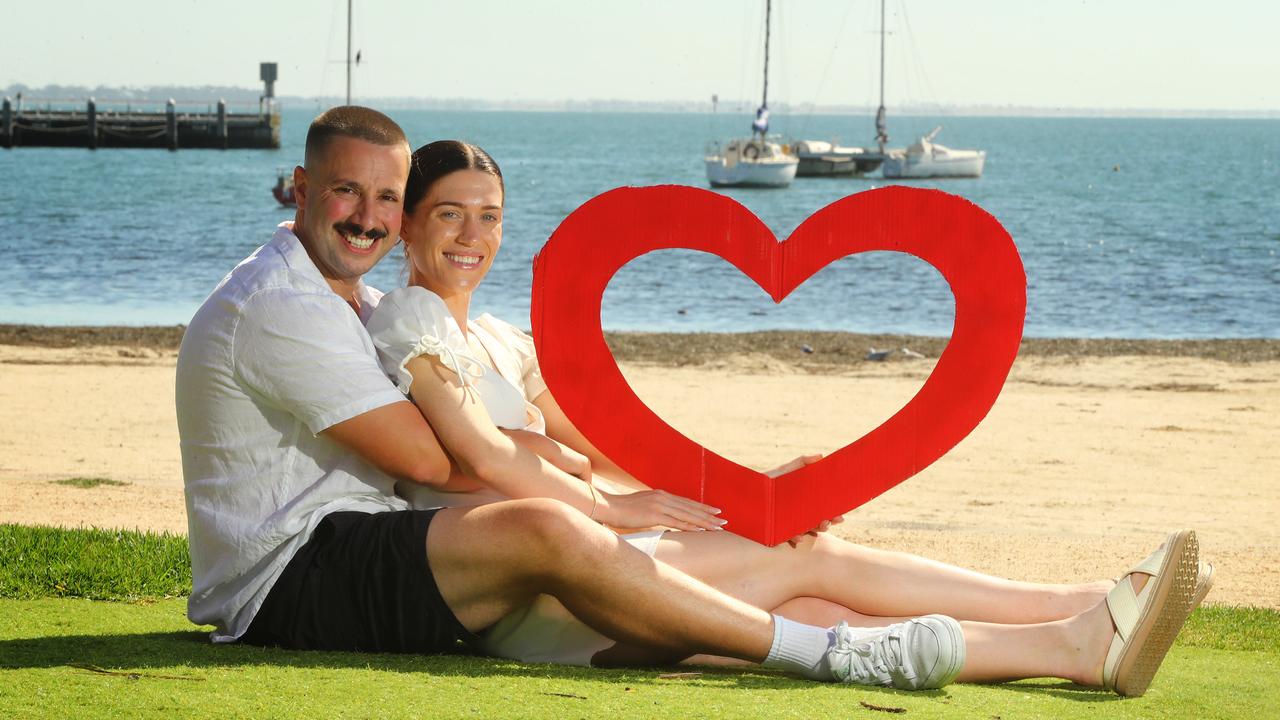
xmin=334 ymin=222 xmax=386 ymax=254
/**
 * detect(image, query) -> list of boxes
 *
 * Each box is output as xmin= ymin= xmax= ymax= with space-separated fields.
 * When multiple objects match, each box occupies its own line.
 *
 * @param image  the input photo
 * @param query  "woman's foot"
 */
xmin=1085 ymin=530 xmax=1199 ymax=697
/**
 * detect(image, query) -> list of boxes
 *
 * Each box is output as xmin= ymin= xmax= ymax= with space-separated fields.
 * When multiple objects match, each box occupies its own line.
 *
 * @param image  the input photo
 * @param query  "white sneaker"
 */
xmin=827 ymin=615 xmax=966 ymax=690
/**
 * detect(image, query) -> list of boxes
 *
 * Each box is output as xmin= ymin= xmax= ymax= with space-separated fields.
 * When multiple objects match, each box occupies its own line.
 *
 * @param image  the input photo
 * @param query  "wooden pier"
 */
xmin=2 ymin=63 xmax=282 ymax=150
xmin=1 ymin=97 xmax=279 ymax=150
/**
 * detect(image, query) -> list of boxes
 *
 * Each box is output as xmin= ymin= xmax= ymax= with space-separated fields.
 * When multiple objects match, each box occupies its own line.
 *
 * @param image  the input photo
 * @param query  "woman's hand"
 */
xmin=595 ymin=490 xmax=725 ymax=532
xmin=765 ymin=453 xmax=823 ymax=478
xmin=785 ymin=515 xmax=846 ymax=548
xmin=761 ymin=454 xmax=845 ymax=546
xmin=502 ymin=428 xmax=591 ymax=482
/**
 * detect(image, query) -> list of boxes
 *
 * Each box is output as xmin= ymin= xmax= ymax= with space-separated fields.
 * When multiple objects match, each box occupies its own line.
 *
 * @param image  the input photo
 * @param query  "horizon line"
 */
xmin=3 ymin=83 xmax=1278 ymax=119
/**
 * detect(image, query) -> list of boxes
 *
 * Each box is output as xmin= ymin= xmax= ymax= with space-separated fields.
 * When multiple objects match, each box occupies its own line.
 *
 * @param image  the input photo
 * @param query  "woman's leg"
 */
xmin=684 ymin=596 xmax=1113 ymax=685
xmin=773 ymin=596 xmax=907 ymax=627
xmin=658 ymin=532 xmax=1164 ymax=686
xmin=653 ymin=530 xmax=1111 ymax=624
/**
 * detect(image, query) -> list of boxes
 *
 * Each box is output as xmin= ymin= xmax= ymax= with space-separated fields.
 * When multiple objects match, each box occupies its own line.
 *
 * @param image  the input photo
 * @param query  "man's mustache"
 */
xmin=333 ymin=222 xmax=388 ymax=241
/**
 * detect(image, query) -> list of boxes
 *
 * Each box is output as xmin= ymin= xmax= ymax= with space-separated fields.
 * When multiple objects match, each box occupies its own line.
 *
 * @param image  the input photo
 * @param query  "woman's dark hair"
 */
xmin=404 ymin=140 xmax=504 ymax=214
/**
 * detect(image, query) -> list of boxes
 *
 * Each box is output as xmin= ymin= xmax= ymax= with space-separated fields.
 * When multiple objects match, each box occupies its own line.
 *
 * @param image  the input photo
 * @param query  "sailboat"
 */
xmin=874 ymin=0 xmax=985 ymax=179
xmin=273 ymin=0 xmax=360 ymax=207
xmin=792 ymin=0 xmax=891 ymax=177
xmin=704 ymin=0 xmax=798 ymax=188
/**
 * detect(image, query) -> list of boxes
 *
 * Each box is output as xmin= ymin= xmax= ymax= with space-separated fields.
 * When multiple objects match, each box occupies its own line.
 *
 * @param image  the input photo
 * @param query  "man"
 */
xmin=176 ymin=105 xmax=964 ymax=688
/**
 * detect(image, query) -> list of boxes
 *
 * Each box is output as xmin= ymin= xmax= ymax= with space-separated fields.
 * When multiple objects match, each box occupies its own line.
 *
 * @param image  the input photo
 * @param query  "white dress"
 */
xmin=365 ymin=286 xmax=664 ymax=666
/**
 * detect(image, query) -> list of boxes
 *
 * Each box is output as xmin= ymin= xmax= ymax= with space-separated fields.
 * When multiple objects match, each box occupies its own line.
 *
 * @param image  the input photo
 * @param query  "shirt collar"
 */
xmin=268 ymin=221 xmax=383 ymax=321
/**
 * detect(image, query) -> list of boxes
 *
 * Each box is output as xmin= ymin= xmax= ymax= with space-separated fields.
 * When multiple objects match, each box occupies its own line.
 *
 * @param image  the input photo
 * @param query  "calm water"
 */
xmin=2 ymin=109 xmax=1277 ymax=337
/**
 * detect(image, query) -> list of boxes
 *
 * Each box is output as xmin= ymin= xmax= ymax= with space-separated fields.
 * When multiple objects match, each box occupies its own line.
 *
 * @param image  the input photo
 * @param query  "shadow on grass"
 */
xmin=0 ymin=630 xmax=1128 ymax=705
xmin=0 ymin=630 xmax=832 ymax=691
xmin=0 ymin=631 xmax=1134 ymax=703
xmin=977 ymin=679 xmax=1123 ymax=704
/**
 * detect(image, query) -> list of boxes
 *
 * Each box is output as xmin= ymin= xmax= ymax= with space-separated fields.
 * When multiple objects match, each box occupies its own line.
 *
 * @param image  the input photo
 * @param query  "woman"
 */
xmin=365 ymin=140 xmax=1209 ymax=695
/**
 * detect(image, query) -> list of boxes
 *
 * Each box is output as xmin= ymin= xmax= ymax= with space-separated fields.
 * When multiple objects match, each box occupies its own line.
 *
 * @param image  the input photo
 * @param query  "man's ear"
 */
xmin=292 ymin=165 xmax=308 ymax=206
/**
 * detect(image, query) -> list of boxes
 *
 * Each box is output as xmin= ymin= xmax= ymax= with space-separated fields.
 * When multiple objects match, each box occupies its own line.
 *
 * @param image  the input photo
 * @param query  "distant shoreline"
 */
xmin=5 ymin=87 xmax=1278 ymax=120
xmin=2 ymin=324 xmax=1277 ymax=364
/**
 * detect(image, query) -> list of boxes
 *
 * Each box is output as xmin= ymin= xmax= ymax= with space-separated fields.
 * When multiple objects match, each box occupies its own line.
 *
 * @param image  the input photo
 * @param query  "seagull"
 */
xmin=866 ymin=347 xmax=892 ymax=361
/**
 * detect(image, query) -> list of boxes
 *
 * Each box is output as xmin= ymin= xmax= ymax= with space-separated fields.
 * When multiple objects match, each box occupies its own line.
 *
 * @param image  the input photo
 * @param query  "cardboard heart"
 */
xmin=532 ymin=185 xmax=1025 ymax=546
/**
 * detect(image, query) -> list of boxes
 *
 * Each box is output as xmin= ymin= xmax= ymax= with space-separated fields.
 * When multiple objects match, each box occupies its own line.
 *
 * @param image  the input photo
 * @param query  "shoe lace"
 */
xmin=830 ymin=622 xmax=910 ymax=686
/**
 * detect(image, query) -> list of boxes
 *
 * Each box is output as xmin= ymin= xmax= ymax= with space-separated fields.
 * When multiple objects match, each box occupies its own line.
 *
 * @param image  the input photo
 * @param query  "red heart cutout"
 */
xmin=532 ymin=185 xmax=1025 ymax=546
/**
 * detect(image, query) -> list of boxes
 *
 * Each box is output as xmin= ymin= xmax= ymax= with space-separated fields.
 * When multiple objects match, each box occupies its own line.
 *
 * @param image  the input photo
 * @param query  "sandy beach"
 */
xmin=1 ymin=327 xmax=1276 ymax=609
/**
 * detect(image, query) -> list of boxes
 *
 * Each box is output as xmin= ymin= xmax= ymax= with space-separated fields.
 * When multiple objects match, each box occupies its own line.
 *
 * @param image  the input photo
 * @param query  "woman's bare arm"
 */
xmin=502 ymin=428 xmax=591 ymax=482
xmin=532 ymin=390 xmax=652 ymax=493
xmin=534 ymin=385 xmax=843 ymax=539
xmin=403 ymin=354 xmax=723 ymax=530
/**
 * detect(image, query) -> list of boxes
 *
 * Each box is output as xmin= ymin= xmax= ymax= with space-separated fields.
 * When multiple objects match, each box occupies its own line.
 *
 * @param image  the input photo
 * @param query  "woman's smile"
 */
xmin=443 ymin=251 xmax=484 ymax=269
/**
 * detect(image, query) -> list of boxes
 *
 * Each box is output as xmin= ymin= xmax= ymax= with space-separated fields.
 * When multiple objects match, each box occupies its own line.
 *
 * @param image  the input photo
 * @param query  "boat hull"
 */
xmin=882 ymin=150 xmax=985 ymax=179
xmin=796 ymin=153 xmax=884 ymax=177
xmin=705 ymin=157 xmax=798 ymax=188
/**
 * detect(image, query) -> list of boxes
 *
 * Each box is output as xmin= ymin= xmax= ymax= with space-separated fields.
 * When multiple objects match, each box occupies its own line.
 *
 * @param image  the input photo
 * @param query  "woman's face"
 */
xmin=401 ymin=169 xmax=504 ymax=298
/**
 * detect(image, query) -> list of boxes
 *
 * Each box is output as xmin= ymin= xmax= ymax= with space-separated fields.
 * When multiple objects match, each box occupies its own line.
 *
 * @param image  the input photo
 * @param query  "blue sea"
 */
xmin=2 ymin=109 xmax=1277 ymax=338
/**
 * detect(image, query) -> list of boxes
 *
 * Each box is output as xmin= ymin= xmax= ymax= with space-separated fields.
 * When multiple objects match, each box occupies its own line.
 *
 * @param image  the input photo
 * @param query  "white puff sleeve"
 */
xmin=365 ymin=286 xmax=487 ymax=393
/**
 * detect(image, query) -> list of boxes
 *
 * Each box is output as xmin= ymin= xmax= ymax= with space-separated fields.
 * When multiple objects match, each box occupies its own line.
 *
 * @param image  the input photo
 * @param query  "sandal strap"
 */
xmin=1130 ymin=547 xmax=1165 ymax=577
xmin=1106 ymin=574 xmax=1145 ymax=642
xmin=1102 ymin=543 xmax=1166 ymax=689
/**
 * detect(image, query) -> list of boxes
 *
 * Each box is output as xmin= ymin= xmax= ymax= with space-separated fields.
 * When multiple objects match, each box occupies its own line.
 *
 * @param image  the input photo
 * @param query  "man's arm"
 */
xmin=322 ymin=400 xmax=461 ymax=488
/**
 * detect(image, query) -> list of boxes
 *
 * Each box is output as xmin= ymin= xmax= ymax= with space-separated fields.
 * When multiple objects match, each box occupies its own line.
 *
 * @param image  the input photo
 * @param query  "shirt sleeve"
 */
xmin=232 ymin=286 xmax=408 ymax=435
xmin=364 ymin=286 xmax=488 ymax=394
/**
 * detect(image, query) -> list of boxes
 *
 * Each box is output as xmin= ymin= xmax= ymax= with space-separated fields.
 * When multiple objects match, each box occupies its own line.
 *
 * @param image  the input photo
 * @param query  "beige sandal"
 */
xmin=1192 ymin=560 xmax=1214 ymax=608
xmin=1102 ymin=530 xmax=1199 ymax=697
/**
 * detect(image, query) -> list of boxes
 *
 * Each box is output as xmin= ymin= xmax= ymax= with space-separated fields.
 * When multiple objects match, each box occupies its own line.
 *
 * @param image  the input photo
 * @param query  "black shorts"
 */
xmin=239 ymin=509 xmax=475 ymax=653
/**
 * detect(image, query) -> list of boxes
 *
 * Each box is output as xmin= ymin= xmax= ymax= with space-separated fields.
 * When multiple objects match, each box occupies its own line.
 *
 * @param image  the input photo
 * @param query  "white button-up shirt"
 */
xmin=176 ymin=222 xmax=409 ymax=642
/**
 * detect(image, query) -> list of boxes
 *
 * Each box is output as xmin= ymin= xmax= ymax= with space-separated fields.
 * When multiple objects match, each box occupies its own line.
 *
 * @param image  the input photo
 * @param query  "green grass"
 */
xmin=1 ymin=524 xmax=1277 ymax=718
xmin=49 ymin=477 xmax=130 ymax=489
xmin=0 ymin=524 xmax=190 ymax=601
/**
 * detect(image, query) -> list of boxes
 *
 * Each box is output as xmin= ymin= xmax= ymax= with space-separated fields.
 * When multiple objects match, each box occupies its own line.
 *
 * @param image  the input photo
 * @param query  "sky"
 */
xmin=4 ymin=0 xmax=1278 ymax=112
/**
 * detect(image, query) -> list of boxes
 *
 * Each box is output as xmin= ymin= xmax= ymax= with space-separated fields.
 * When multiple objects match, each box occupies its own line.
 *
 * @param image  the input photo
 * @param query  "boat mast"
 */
xmin=875 ymin=0 xmax=888 ymax=152
xmin=762 ymin=0 xmax=771 ymax=112
xmin=755 ymin=0 xmax=771 ymax=140
xmin=346 ymin=0 xmax=353 ymax=105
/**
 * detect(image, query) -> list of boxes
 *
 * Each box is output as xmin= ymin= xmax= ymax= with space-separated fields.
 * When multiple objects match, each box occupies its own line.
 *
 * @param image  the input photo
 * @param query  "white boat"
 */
xmin=882 ymin=125 xmax=986 ymax=179
xmin=865 ymin=0 xmax=985 ymax=180
xmin=705 ymin=137 xmax=798 ymax=187
xmin=705 ymin=0 xmax=798 ymax=189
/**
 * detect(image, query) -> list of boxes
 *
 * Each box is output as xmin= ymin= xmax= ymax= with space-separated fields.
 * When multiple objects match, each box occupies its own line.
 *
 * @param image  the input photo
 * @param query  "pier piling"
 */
xmin=165 ymin=99 xmax=177 ymax=152
xmin=87 ymin=97 xmax=98 ymax=150
xmin=216 ymin=99 xmax=228 ymax=149
xmin=2 ymin=97 xmax=10 ymax=149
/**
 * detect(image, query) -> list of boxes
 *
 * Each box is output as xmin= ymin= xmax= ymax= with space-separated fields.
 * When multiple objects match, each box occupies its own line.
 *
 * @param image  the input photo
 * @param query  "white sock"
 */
xmin=761 ymin=615 xmax=836 ymax=681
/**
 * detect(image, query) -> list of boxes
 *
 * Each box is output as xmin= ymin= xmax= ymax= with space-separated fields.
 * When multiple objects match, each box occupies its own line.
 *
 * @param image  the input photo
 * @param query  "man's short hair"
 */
xmin=304 ymin=105 xmax=409 ymax=169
